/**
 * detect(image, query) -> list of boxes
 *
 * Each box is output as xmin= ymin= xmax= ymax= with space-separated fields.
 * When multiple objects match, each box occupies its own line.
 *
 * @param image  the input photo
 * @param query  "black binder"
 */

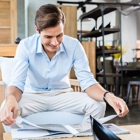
xmin=90 ymin=115 xmax=121 ymax=140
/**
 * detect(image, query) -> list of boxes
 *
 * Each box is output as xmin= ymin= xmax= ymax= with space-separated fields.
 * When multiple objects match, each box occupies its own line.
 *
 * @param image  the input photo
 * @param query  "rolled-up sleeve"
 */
xmin=8 ymin=41 xmax=29 ymax=92
xmin=73 ymin=41 xmax=97 ymax=91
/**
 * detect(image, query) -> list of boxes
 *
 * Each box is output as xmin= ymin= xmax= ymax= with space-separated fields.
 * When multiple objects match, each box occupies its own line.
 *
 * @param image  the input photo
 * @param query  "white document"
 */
xmin=96 ymin=114 xmax=117 ymax=124
xmin=103 ymin=123 xmax=130 ymax=135
xmin=11 ymin=114 xmax=129 ymax=139
xmin=11 ymin=129 xmax=50 ymax=139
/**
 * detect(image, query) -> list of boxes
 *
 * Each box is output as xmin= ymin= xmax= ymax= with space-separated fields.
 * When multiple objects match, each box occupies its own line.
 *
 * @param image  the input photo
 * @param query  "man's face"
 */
xmin=35 ymin=22 xmax=64 ymax=54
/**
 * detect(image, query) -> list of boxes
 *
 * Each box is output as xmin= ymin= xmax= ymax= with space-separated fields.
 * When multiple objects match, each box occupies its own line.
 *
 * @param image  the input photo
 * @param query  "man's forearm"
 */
xmin=6 ymin=86 xmax=22 ymax=102
xmin=85 ymin=83 xmax=111 ymax=101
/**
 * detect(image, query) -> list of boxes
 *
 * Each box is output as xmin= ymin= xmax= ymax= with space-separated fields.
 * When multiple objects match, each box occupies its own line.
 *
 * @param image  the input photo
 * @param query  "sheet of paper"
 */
xmin=11 ymin=129 xmax=50 ymax=139
xmin=64 ymin=125 xmax=79 ymax=134
xmin=103 ymin=123 xmax=130 ymax=135
xmin=97 ymin=114 xmax=117 ymax=124
xmin=16 ymin=117 xmax=73 ymax=133
xmin=16 ymin=116 xmax=43 ymax=129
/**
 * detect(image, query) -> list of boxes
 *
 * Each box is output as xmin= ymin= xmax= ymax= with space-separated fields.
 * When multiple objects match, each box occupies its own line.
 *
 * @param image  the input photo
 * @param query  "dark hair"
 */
xmin=35 ymin=4 xmax=65 ymax=32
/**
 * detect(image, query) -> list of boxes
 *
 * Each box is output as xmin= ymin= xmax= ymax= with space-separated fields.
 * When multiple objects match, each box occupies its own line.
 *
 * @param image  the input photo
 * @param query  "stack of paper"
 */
xmin=11 ymin=114 xmax=130 ymax=139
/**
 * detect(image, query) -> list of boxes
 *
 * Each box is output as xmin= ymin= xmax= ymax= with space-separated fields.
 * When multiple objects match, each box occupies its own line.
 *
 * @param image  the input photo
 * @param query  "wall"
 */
xmin=17 ymin=0 xmax=57 ymax=39
xmin=121 ymin=14 xmax=137 ymax=62
xmin=136 ymin=10 xmax=140 ymax=39
xmin=17 ymin=0 xmax=25 ymax=39
xmin=121 ymin=7 xmax=139 ymax=62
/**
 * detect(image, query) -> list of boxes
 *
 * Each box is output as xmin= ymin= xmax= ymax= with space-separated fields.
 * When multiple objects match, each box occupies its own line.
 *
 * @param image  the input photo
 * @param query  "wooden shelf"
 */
xmin=96 ymin=73 xmax=121 ymax=77
xmin=81 ymin=28 xmax=120 ymax=38
xmin=79 ymin=4 xmax=119 ymax=20
xmin=0 ymin=26 xmax=11 ymax=29
xmin=0 ymin=45 xmax=17 ymax=57
xmin=96 ymin=49 xmax=121 ymax=55
xmin=77 ymin=30 xmax=90 ymax=34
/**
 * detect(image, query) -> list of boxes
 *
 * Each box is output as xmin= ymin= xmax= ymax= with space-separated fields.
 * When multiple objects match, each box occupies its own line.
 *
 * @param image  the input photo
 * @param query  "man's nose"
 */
xmin=51 ymin=37 xmax=58 ymax=46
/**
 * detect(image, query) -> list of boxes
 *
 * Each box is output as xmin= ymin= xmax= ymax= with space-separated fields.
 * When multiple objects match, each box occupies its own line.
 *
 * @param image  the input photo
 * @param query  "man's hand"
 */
xmin=106 ymin=93 xmax=129 ymax=117
xmin=85 ymin=83 xmax=129 ymax=117
xmin=0 ymin=95 xmax=18 ymax=126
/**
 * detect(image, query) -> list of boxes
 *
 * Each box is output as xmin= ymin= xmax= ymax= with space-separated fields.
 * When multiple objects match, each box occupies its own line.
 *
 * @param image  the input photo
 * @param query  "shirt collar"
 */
xmin=36 ymin=37 xmax=43 ymax=54
xmin=56 ymin=42 xmax=65 ymax=55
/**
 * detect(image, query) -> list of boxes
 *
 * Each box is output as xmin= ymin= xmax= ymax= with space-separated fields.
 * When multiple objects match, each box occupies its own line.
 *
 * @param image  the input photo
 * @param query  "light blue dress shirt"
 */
xmin=9 ymin=34 xmax=97 ymax=92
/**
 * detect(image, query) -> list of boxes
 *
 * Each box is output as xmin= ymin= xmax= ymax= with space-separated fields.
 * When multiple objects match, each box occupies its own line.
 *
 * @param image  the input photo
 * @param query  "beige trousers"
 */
xmin=17 ymin=88 xmax=106 ymax=123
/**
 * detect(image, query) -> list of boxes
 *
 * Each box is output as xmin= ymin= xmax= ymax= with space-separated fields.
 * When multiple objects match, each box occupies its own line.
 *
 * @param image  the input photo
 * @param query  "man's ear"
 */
xmin=35 ymin=26 xmax=40 ymax=34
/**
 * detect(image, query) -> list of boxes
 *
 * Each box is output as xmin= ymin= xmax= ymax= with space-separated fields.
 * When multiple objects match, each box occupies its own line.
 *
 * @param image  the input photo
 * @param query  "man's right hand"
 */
xmin=0 ymin=95 xmax=19 ymax=126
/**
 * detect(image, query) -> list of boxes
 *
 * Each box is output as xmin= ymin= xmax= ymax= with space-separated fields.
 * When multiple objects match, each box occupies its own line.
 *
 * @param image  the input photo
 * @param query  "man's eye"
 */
xmin=57 ymin=34 xmax=63 ymax=38
xmin=45 ymin=36 xmax=51 ymax=39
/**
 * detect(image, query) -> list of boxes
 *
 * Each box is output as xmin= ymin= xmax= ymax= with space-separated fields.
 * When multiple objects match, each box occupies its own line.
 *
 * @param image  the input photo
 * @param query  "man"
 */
xmin=0 ymin=4 xmax=128 ymax=127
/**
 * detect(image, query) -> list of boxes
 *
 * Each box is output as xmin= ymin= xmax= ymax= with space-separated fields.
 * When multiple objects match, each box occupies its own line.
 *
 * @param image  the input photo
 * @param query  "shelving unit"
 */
xmin=96 ymin=49 xmax=121 ymax=55
xmin=0 ymin=0 xmax=17 ymax=44
xmin=81 ymin=28 xmax=120 ymax=38
xmin=79 ymin=4 xmax=123 ymax=95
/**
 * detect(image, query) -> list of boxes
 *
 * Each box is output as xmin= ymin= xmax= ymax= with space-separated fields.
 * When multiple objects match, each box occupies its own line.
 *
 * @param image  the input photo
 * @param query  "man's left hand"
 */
xmin=106 ymin=93 xmax=129 ymax=117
